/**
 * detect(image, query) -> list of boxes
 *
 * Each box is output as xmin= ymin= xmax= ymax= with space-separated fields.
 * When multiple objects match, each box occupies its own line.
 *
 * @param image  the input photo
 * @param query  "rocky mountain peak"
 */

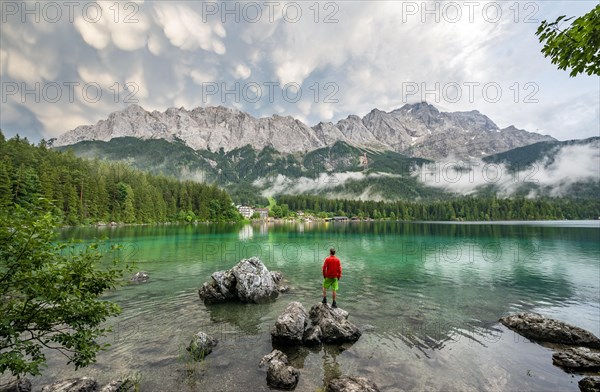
xmin=50 ymin=104 xmax=556 ymax=160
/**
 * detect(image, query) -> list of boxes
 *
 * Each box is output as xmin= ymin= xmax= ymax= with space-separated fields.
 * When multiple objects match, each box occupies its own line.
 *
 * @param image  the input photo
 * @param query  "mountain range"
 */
xmin=50 ymin=103 xmax=599 ymax=203
xmin=49 ymin=103 xmax=554 ymax=160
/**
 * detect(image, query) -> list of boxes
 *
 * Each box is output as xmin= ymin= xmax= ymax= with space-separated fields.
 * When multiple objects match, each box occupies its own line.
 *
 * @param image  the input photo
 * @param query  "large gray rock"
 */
xmin=232 ymin=258 xmax=279 ymax=303
xmin=552 ymin=347 xmax=600 ymax=370
xmin=210 ymin=270 xmax=237 ymax=300
xmin=271 ymin=302 xmax=309 ymax=344
xmin=198 ymin=258 xmax=285 ymax=304
xmin=198 ymin=270 xmax=237 ymax=304
xmin=259 ymin=350 xmax=299 ymax=390
xmin=41 ymin=378 xmax=97 ymax=392
xmin=271 ymin=302 xmax=361 ymax=346
xmin=0 ymin=379 xmax=31 ymax=392
xmin=187 ymin=332 xmax=218 ymax=361
xmin=499 ymin=313 xmax=600 ymax=348
xmin=579 ymin=377 xmax=600 ymax=392
xmin=308 ymin=303 xmax=362 ymax=344
xmin=327 ymin=376 xmax=380 ymax=392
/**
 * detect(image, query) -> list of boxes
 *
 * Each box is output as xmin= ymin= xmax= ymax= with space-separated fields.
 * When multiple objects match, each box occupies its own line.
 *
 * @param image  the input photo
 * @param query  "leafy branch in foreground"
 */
xmin=536 ymin=5 xmax=600 ymax=77
xmin=0 ymin=202 xmax=131 ymax=378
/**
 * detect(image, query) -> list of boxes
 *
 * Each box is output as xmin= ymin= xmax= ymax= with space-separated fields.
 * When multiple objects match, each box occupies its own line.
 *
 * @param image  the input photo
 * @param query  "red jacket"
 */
xmin=322 ymin=256 xmax=342 ymax=279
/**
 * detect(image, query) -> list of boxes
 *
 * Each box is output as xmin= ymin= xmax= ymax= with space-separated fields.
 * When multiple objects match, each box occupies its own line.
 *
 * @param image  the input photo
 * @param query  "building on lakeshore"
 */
xmin=255 ymin=208 xmax=269 ymax=219
xmin=237 ymin=206 xmax=254 ymax=219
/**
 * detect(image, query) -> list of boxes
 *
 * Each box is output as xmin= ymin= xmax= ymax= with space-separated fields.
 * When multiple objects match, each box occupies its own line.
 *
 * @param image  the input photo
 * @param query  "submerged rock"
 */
xmin=198 ymin=257 xmax=286 ymax=304
xmin=327 ymin=376 xmax=380 ymax=392
xmin=0 ymin=378 xmax=31 ymax=392
xmin=187 ymin=332 xmax=218 ymax=360
xmin=271 ymin=302 xmax=309 ymax=344
xmin=37 ymin=379 xmax=135 ymax=392
xmin=271 ymin=302 xmax=361 ymax=346
xmin=552 ymin=347 xmax=600 ymax=370
xmin=130 ymin=271 xmax=149 ymax=283
xmin=99 ymin=380 xmax=135 ymax=392
xmin=259 ymin=349 xmax=300 ymax=390
xmin=499 ymin=313 xmax=600 ymax=348
xmin=579 ymin=377 xmax=600 ymax=392
xmin=272 ymin=271 xmax=290 ymax=293
xmin=41 ymin=378 xmax=97 ymax=392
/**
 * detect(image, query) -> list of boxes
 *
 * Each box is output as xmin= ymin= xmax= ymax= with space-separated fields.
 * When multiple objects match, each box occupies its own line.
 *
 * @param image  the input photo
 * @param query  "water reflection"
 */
xmin=238 ymin=224 xmax=253 ymax=240
xmin=36 ymin=221 xmax=600 ymax=392
xmin=203 ymin=302 xmax=274 ymax=335
xmin=272 ymin=343 xmax=350 ymax=386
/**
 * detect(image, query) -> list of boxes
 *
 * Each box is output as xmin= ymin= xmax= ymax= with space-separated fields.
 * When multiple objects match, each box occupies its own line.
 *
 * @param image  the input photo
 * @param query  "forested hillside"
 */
xmin=277 ymin=194 xmax=600 ymax=221
xmin=0 ymin=132 xmax=240 ymax=225
xmin=59 ymin=137 xmax=445 ymax=204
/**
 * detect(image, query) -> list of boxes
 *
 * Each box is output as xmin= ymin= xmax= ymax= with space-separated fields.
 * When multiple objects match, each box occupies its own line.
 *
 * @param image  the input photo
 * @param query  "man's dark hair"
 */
xmin=330 ymin=248 xmax=335 ymax=255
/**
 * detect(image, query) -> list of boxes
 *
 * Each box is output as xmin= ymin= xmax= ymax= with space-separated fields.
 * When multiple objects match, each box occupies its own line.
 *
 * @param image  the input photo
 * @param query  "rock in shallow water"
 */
xmin=198 ymin=257 xmax=286 ymax=304
xmin=259 ymin=349 xmax=300 ymax=390
xmin=499 ymin=313 xmax=600 ymax=348
xmin=579 ymin=377 xmax=600 ymax=392
xmin=271 ymin=302 xmax=361 ymax=346
xmin=98 ymin=379 xmax=135 ymax=392
xmin=130 ymin=271 xmax=149 ymax=283
xmin=232 ymin=257 xmax=279 ymax=303
xmin=552 ymin=347 xmax=600 ymax=370
xmin=327 ymin=376 xmax=380 ymax=392
xmin=0 ymin=378 xmax=31 ymax=392
xmin=271 ymin=301 xmax=309 ymax=344
xmin=187 ymin=332 xmax=218 ymax=360
xmin=309 ymin=303 xmax=361 ymax=344
xmin=40 ymin=378 xmax=97 ymax=392
xmin=36 ymin=378 xmax=135 ymax=392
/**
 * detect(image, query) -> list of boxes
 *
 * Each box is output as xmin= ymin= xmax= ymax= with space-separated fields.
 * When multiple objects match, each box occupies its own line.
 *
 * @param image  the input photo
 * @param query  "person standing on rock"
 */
xmin=322 ymin=248 xmax=342 ymax=308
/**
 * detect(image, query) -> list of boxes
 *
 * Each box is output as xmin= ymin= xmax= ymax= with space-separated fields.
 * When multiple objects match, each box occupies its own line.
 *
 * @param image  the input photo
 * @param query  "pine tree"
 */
xmin=0 ymin=161 xmax=12 ymax=206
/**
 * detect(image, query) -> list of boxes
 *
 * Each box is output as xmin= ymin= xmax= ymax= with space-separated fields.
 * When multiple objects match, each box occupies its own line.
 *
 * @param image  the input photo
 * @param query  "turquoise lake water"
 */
xmin=25 ymin=221 xmax=600 ymax=391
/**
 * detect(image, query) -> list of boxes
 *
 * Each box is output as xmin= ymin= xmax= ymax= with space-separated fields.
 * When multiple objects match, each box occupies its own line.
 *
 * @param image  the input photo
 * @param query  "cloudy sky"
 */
xmin=1 ymin=0 xmax=598 ymax=142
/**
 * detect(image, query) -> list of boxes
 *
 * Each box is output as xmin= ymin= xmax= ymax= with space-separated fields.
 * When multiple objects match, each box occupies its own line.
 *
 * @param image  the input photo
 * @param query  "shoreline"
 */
xmin=60 ymin=218 xmax=600 ymax=230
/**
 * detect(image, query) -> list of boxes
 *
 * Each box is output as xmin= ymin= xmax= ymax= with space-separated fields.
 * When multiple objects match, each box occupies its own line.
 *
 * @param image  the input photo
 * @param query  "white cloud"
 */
xmin=74 ymin=17 xmax=111 ymax=50
xmin=533 ymin=144 xmax=600 ymax=196
xmin=5 ymin=51 xmax=56 ymax=83
xmin=232 ymin=63 xmax=251 ymax=79
xmin=416 ymin=143 xmax=600 ymax=197
xmin=37 ymin=108 xmax=92 ymax=137
xmin=77 ymin=66 xmax=118 ymax=90
xmin=74 ymin=2 xmax=150 ymax=51
xmin=0 ymin=1 xmax=598 ymax=143
xmin=255 ymin=171 xmax=400 ymax=197
xmin=0 ymin=49 xmax=7 ymax=76
xmin=190 ymin=69 xmax=217 ymax=86
xmin=128 ymin=67 xmax=149 ymax=99
xmin=147 ymin=33 xmax=166 ymax=56
xmin=153 ymin=4 xmax=226 ymax=54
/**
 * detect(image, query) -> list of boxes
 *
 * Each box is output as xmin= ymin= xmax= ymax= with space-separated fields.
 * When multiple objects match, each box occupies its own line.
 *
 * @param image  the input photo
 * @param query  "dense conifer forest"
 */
xmin=0 ymin=132 xmax=241 ymax=225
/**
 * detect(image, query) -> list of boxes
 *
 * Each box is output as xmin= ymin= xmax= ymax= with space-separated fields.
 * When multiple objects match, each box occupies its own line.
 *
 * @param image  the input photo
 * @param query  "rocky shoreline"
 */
xmin=500 ymin=312 xmax=600 ymax=391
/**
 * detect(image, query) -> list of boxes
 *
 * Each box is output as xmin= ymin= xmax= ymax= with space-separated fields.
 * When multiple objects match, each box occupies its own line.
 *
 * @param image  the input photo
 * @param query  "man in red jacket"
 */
xmin=322 ymin=248 xmax=342 ymax=308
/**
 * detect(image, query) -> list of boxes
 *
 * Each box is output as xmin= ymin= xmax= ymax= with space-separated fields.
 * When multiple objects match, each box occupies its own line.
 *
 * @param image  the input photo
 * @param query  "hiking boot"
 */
xmin=332 ymin=301 xmax=337 ymax=308
xmin=322 ymin=297 xmax=327 ymax=304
